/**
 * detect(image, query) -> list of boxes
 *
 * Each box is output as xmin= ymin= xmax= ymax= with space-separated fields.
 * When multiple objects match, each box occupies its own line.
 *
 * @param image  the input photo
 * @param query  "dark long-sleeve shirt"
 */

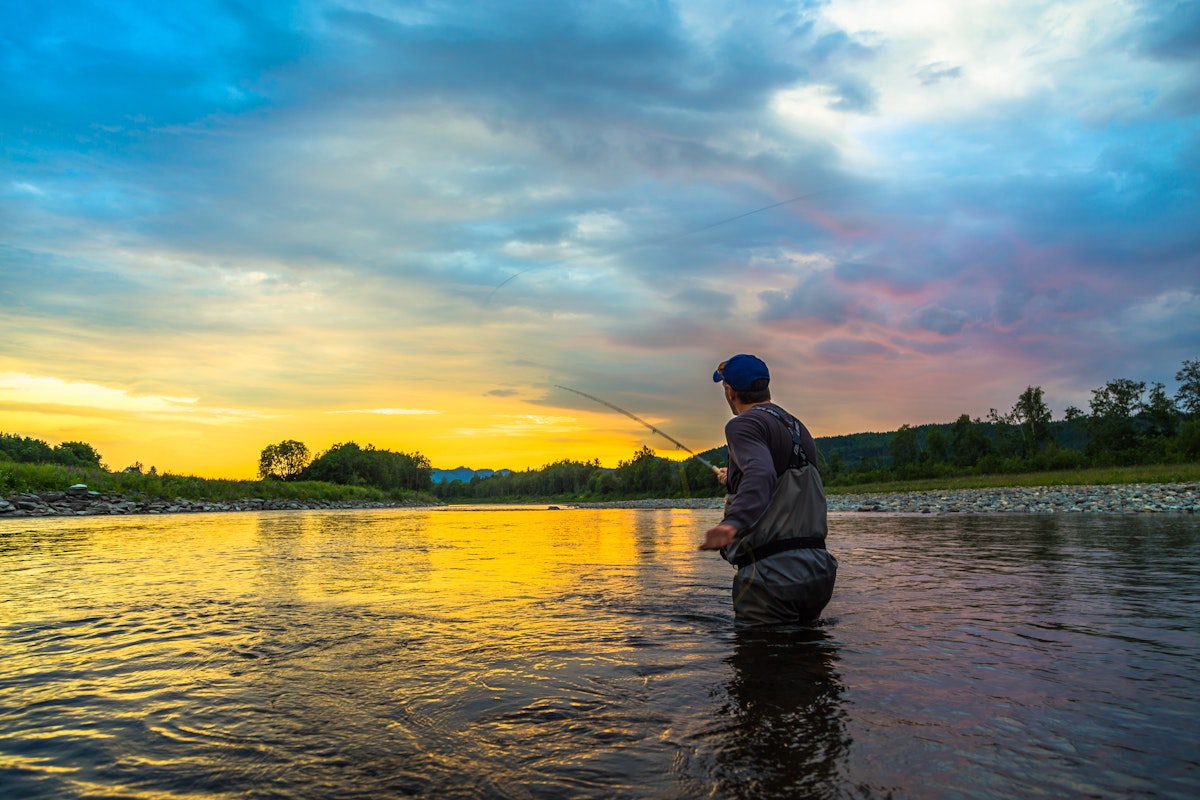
xmin=720 ymin=403 xmax=817 ymax=533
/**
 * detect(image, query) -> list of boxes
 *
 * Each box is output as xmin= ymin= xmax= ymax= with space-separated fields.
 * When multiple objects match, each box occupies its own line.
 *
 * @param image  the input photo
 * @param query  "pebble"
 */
xmin=0 ymin=489 xmax=434 ymax=518
xmin=4 ymin=483 xmax=1198 ymax=518
xmin=575 ymin=482 xmax=1200 ymax=514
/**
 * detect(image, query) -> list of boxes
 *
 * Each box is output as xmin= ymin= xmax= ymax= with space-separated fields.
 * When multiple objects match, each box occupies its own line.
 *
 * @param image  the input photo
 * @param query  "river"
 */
xmin=2 ymin=508 xmax=1198 ymax=799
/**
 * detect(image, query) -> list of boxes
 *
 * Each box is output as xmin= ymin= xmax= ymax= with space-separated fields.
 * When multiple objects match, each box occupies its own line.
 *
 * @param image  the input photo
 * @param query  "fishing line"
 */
xmin=555 ymin=384 xmax=720 ymax=474
xmin=485 ymin=189 xmax=830 ymax=305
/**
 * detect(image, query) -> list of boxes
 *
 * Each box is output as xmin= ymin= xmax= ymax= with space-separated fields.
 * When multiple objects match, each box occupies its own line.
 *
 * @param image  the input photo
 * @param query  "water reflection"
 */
xmin=2 ymin=509 xmax=1199 ymax=799
xmin=707 ymin=626 xmax=848 ymax=800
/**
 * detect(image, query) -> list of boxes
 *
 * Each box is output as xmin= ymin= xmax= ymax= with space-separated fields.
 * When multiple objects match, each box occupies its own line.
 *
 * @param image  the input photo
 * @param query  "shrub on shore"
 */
xmin=0 ymin=461 xmax=435 ymax=505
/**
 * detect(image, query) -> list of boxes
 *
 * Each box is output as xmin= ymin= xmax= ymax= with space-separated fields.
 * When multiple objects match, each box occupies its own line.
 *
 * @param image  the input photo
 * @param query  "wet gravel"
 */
xmin=5 ymin=483 xmax=1198 ymax=518
xmin=574 ymin=482 xmax=1200 ymax=514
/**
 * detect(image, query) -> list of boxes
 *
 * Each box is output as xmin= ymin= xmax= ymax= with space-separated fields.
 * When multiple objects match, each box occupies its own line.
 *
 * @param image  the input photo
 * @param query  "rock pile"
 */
xmin=576 ymin=482 xmax=1200 ymax=514
xmin=0 ymin=483 xmax=428 ymax=518
xmin=826 ymin=482 xmax=1199 ymax=514
xmin=4 ymin=483 xmax=1198 ymax=518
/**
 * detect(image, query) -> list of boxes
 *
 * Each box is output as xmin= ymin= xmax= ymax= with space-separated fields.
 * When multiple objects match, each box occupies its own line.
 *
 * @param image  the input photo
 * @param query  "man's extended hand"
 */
xmin=716 ymin=467 xmax=728 ymax=485
xmin=700 ymin=523 xmax=737 ymax=551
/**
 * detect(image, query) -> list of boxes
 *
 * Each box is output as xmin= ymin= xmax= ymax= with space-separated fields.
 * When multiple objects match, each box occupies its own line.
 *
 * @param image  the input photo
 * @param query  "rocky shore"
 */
xmin=0 ymin=484 xmax=431 ymax=518
xmin=575 ymin=482 xmax=1200 ymax=514
xmin=3 ymin=482 xmax=1198 ymax=519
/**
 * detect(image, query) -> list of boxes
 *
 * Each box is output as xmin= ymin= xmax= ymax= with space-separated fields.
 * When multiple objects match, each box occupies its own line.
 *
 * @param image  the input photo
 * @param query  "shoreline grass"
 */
xmin=0 ymin=461 xmax=437 ymax=505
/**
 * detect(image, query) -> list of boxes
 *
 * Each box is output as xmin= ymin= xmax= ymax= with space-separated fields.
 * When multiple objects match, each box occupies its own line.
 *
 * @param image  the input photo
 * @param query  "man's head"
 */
xmin=713 ymin=354 xmax=771 ymax=407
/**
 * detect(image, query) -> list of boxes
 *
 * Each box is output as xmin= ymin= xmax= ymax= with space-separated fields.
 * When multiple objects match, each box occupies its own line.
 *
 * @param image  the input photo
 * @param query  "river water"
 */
xmin=1 ymin=507 xmax=1198 ymax=799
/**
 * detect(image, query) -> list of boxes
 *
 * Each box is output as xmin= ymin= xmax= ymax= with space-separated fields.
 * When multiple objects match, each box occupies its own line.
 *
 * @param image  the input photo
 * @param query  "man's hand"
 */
xmin=700 ymin=523 xmax=737 ymax=551
xmin=716 ymin=467 xmax=728 ymax=486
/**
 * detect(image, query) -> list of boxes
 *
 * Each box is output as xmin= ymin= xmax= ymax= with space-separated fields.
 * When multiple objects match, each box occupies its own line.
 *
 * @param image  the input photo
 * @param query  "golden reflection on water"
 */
xmin=244 ymin=507 xmax=716 ymax=607
xmin=0 ymin=506 xmax=744 ymax=800
xmin=5 ymin=509 xmax=1198 ymax=800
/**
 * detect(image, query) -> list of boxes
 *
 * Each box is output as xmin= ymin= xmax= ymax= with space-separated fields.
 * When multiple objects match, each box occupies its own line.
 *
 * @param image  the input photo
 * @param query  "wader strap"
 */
xmin=753 ymin=405 xmax=808 ymax=469
xmin=731 ymin=536 xmax=826 ymax=569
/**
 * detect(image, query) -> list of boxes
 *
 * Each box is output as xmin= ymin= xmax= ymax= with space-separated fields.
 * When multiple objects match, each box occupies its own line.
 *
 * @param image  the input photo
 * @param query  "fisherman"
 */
xmin=701 ymin=354 xmax=837 ymax=626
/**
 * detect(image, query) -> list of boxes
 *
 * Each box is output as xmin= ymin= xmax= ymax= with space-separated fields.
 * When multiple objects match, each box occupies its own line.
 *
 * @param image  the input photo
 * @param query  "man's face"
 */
xmin=723 ymin=382 xmax=737 ymax=414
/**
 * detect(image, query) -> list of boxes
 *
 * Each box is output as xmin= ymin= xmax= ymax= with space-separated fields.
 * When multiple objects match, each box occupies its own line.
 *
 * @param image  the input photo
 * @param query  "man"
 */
xmin=701 ymin=354 xmax=837 ymax=626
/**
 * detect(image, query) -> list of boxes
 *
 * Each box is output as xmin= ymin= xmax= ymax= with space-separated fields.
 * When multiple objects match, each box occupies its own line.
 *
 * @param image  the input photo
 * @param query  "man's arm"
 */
xmin=719 ymin=415 xmax=776 ymax=532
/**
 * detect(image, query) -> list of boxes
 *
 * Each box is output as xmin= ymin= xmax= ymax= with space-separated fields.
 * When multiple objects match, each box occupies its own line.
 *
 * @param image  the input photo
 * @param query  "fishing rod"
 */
xmin=555 ymin=384 xmax=720 ymax=474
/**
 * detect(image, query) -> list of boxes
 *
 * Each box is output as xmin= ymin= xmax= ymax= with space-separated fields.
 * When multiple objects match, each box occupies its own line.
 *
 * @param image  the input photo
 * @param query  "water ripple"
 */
xmin=2 ymin=509 xmax=1199 ymax=798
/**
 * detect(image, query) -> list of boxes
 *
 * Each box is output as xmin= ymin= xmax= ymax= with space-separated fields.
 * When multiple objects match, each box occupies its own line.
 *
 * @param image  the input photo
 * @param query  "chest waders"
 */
xmin=722 ymin=406 xmax=838 ymax=626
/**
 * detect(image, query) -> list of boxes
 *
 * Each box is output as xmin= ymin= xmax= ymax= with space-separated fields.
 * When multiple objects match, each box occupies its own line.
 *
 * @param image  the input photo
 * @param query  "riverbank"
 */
xmin=0 ymin=484 xmax=434 ymax=518
xmin=575 ymin=482 xmax=1200 ymax=514
xmin=3 ymin=482 xmax=1198 ymax=519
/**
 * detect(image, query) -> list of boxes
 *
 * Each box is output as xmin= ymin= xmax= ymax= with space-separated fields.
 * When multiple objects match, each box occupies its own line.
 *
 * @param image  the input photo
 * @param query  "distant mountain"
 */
xmin=430 ymin=466 xmax=512 ymax=484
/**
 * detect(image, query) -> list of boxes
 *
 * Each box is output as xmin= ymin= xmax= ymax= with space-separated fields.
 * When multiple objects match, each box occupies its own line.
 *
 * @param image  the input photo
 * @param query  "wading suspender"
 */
xmin=729 ymin=405 xmax=823 ymax=569
xmin=753 ymin=404 xmax=807 ymax=470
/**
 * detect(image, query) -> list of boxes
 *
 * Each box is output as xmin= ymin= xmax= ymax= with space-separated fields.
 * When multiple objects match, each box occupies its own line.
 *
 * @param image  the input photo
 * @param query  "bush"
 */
xmin=1176 ymin=421 xmax=1200 ymax=460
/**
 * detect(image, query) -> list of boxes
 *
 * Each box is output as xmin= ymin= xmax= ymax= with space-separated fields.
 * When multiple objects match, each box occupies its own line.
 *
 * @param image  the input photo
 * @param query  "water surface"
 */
xmin=2 ymin=508 xmax=1198 ymax=798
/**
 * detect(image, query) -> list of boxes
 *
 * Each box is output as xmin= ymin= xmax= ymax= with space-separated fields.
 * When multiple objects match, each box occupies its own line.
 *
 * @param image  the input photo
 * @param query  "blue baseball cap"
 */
xmin=713 ymin=354 xmax=770 ymax=391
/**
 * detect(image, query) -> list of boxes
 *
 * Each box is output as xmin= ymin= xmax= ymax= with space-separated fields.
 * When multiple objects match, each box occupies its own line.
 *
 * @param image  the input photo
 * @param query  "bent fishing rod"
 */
xmin=555 ymin=385 xmax=720 ymax=474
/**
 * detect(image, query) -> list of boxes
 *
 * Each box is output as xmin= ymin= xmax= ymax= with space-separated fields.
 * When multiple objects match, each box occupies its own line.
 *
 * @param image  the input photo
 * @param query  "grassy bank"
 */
xmin=0 ymin=461 xmax=437 ymax=505
xmin=825 ymin=462 xmax=1200 ymax=496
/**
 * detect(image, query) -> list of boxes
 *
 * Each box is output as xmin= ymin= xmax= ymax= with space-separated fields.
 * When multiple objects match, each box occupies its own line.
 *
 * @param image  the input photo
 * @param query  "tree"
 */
xmin=54 ymin=440 xmax=104 ymax=468
xmin=615 ymin=446 xmax=673 ymax=494
xmin=302 ymin=442 xmax=431 ymax=492
xmin=1179 ymin=421 xmax=1200 ymax=460
xmin=1141 ymin=382 xmax=1178 ymax=437
xmin=0 ymin=433 xmax=54 ymax=463
xmin=888 ymin=424 xmax=920 ymax=467
xmin=1088 ymin=378 xmax=1147 ymax=458
xmin=986 ymin=407 xmax=1022 ymax=458
xmin=1176 ymin=358 xmax=1200 ymax=417
xmin=258 ymin=440 xmax=311 ymax=481
xmin=925 ymin=427 xmax=949 ymax=464
xmin=950 ymin=414 xmax=992 ymax=467
xmin=1011 ymin=386 xmax=1052 ymax=452
xmin=1090 ymin=378 xmax=1145 ymax=419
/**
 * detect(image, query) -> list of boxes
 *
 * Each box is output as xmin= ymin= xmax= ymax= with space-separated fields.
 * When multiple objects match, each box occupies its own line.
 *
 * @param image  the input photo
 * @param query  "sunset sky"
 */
xmin=3 ymin=0 xmax=1198 ymax=478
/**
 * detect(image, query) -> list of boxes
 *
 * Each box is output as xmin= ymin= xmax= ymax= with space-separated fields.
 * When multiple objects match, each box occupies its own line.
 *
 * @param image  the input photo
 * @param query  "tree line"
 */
xmin=431 ymin=448 xmax=726 ymax=502
xmin=258 ymin=440 xmax=432 ymax=494
xmin=432 ymin=357 xmax=1200 ymax=500
xmin=847 ymin=359 xmax=1200 ymax=485
xmin=0 ymin=433 xmax=103 ymax=469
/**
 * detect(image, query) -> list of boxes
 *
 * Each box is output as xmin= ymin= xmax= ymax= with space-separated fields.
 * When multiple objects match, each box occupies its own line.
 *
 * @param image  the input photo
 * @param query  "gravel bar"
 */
xmin=4 ymin=482 xmax=1198 ymax=518
xmin=573 ymin=482 xmax=1200 ymax=514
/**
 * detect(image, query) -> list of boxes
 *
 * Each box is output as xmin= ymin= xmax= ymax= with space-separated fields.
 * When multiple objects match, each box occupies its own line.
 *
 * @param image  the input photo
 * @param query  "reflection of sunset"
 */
xmin=6 ymin=508 xmax=1194 ymax=798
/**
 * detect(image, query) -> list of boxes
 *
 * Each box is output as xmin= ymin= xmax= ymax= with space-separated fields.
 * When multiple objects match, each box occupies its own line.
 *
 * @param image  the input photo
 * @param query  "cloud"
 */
xmin=449 ymin=415 xmax=583 ymax=438
xmin=814 ymin=337 xmax=899 ymax=359
xmin=1 ymin=0 xmax=1198 ymax=472
xmin=915 ymin=61 xmax=963 ymax=86
xmin=0 ymin=372 xmax=260 ymax=421
xmin=1129 ymin=0 xmax=1200 ymax=62
xmin=905 ymin=304 xmax=971 ymax=336
xmin=327 ymin=408 xmax=440 ymax=415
